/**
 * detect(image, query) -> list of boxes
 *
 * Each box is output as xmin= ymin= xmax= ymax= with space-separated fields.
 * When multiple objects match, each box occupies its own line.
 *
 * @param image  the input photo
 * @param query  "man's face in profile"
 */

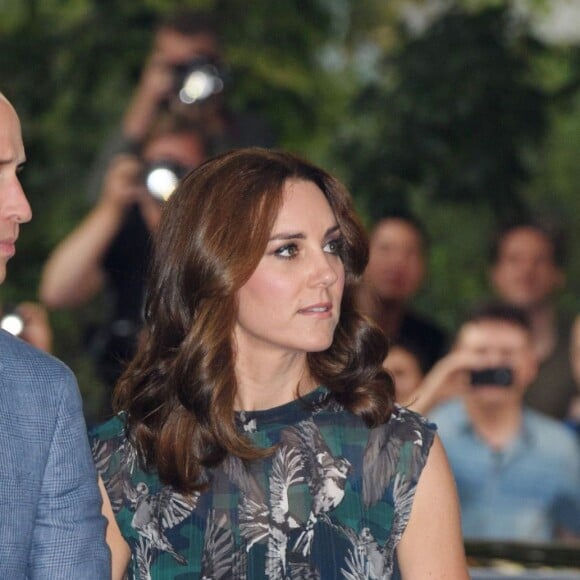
xmin=0 ymin=95 xmax=32 ymax=284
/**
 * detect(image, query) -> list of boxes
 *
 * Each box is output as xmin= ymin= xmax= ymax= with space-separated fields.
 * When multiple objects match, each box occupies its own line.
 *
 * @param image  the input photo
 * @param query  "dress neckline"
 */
xmin=235 ymin=385 xmax=329 ymax=432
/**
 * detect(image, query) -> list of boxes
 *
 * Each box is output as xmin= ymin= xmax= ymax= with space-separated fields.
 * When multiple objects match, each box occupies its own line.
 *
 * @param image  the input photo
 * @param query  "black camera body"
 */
xmin=470 ymin=366 xmax=514 ymax=387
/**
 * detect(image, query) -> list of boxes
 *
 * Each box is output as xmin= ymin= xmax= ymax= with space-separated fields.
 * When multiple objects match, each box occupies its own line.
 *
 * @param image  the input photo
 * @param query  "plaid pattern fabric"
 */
xmin=0 ymin=330 xmax=110 ymax=578
xmin=91 ymin=387 xmax=435 ymax=579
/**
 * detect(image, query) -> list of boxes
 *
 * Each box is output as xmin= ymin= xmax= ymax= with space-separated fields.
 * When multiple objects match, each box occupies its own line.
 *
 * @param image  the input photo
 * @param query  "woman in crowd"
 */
xmin=91 ymin=147 xmax=468 ymax=579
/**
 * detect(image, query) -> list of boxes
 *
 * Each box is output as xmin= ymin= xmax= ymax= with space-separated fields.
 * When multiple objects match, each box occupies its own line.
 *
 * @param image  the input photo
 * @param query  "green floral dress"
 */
xmin=90 ymin=387 xmax=435 ymax=579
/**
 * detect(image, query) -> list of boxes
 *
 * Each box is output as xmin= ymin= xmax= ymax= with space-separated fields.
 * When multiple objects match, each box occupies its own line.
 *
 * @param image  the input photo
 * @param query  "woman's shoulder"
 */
xmin=360 ymin=405 xmax=437 ymax=508
xmin=385 ymin=404 xmax=437 ymax=439
xmin=89 ymin=414 xmax=130 ymax=465
xmin=315 ymin=394 xmax=436 ymax=442
xmin=89 ymin=415 xmax=133 ymax=479
xmin=377 ymin=405 xmax=437 ymax=470
xmin=89 ymin=412 xmax=127 ymax=442
xmin=89 ymin=413 xmax=151 ymax=515
xmin=313 ymin=397 xmax=437 ymax=476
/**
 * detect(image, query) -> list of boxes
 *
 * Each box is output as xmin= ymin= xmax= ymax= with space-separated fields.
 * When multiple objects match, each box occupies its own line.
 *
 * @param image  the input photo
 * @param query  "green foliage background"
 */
xmin=1 ymin=0 xmax=579 ymax=420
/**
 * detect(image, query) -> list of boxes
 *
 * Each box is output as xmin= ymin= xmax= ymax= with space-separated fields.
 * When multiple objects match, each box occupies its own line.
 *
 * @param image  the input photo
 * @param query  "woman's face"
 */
xmin=234 ymin=179 xmax=345 ymax=358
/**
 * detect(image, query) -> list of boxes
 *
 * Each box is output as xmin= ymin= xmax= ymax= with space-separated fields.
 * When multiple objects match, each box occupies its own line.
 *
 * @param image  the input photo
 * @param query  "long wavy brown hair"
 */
xmin=114 ymin=148 xmax=394 ymax=493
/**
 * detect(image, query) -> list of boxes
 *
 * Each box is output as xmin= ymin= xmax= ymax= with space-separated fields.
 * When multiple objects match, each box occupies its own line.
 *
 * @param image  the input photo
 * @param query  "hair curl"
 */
xmin=114 ymin=148 xmax=394 ymax=493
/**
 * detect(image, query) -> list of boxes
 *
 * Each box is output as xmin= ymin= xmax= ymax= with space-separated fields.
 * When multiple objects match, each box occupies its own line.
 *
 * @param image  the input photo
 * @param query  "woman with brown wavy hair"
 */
xmin=91 ymin=147 xmax=468 ymax=579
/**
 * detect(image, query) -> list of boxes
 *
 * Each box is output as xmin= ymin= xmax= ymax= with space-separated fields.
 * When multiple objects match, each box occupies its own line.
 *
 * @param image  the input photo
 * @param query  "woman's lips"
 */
xmin=298 ymin=302 xmax=333 ymax=317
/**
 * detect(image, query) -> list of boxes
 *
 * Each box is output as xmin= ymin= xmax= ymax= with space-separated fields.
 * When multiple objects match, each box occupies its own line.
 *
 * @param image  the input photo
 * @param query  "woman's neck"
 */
xmin=234 ymin=351 xmax=314 ymax=412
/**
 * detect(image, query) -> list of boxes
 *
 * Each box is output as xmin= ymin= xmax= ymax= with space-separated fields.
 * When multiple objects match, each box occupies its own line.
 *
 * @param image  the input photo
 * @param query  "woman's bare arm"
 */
xmin=397 ymin=435 xmax=469 ymax=579
xmin=98 ymin=476 xmax=131 ymax=580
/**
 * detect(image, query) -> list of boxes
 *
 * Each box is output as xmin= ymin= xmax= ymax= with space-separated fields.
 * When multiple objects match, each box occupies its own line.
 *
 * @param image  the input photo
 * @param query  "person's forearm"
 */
xmin=409 ymin=352 xmax=474 ymax=416
xmin=408 ymin=387 xmax=441 ymax=416
xmin=39 ymin=201 xmax=127 ymax=308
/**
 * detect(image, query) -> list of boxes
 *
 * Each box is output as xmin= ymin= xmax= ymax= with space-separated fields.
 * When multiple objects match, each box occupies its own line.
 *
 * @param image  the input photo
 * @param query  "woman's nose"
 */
xmin=309 ymin=252 xmax=340 ymax=287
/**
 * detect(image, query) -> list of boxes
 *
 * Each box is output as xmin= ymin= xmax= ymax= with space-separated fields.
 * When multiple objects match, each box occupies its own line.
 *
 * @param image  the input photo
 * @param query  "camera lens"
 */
xmin=1 ymin=311 xmax=24 ymax=337
xmin=175 ymin=59 xmax=224 ymax=105
xmin=494 ymin=367 xmax=513 ymax=385
xmin=144 ymin=161 xmax=189 ymax=202
xmin=470 ymin=366 xmax=513 ymax=387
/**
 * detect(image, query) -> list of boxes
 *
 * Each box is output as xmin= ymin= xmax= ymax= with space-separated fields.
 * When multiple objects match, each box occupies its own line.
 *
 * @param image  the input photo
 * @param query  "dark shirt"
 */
xmin=397 ymin=310 xmax=448 ymax=372
xmin=94 ymin=205 xmax=151 ymax=389
xmin=524 ymin=316 xmax=577 ymax=420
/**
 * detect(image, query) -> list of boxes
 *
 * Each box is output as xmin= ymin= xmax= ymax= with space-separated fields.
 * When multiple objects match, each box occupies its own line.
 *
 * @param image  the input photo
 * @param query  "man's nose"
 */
xmin=5 ymin=178 xmax=32 ymax=224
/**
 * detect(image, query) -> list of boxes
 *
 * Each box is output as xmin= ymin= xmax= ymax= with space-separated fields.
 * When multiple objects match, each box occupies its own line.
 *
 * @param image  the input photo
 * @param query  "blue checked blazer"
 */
xmin=0 ymin=330 xmax=110 ymax=578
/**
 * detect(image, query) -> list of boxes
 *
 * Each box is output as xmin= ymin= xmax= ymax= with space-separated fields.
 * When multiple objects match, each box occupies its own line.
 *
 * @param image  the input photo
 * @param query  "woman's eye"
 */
xmin=324 ymin=237 xmax=344 ymax=255
xmin=275 ymin=243 xmax=299 ymax=259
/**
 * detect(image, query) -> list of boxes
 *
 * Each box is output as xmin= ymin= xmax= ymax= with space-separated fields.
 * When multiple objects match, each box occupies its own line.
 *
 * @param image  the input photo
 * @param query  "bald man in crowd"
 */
xmin=0 ymin=91 xmax=109 ymax=577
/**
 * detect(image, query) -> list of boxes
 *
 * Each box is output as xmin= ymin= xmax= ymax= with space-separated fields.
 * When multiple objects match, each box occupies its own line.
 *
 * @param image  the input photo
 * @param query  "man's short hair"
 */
xmin=489 ymin=218 xmax=567 ymax=268
xmin=158 ymin=9 xmax=218 ymax=39
xmin=370 ymin=208 xmax=430 ymax=250
xmin=389 ymin=335 xmax=432 ymax=376
xmin=143 ymin=111 xmax=208 ymax=151
xmin=460 ymin=301 xmax=532 ymax=334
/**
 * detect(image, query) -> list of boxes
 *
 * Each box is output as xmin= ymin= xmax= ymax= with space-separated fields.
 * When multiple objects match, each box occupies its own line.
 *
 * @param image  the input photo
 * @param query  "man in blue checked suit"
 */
xmin=0 ymin=91 xmax=110 ymax=577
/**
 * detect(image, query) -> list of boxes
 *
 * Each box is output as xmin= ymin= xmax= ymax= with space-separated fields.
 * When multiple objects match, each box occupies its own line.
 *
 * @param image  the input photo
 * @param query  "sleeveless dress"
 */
xmin=90 ymin=387 xmax=436 ymax=579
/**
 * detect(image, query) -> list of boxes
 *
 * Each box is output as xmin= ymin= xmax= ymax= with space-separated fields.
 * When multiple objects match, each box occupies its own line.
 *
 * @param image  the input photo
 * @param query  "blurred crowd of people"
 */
xmin=375 ymin=214 xmax=580 ymax=543
xmin=2 ymin=7 xmax=579 ymax=553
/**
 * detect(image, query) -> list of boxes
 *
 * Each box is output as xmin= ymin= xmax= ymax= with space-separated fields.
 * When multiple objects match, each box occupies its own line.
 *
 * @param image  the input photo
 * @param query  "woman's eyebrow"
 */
xmin=268 ymin=225 xmax=340 ymax=242
xmin=268 ymin=232 xmax=305 ymax=242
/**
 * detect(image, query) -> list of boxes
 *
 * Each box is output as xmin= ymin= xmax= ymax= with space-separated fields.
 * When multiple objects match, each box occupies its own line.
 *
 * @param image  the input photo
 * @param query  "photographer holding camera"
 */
xmin=421 ymin=301 xmax=580 ymax=542
xmin=87 ymin=9 xmax=275 ymax=199
xmin=40 ymin=113 xmax=207 ymax=411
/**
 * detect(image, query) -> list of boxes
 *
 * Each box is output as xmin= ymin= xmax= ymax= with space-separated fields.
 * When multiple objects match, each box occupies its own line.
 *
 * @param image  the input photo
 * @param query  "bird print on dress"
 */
xmin=236 ymin=442 xmax=310 ymax=578
xmin=92 ymin=433 xmax=139 ymax=513
xmin=333 ymin=474 xmax=414 ymax=579
xmin=90 ymin=393 xmax=436 ymax=579
xmin=340 ymin=525 xmax=388 ymax=580
xmin=131 ymin=483 xmax=200 ymax=571
xmin=201 ymin=510 xmax=247 ymax=579
xmin=235 ymin=415 xmax=352 ymax=578
xmin=282 ymin=419 xmax=352 ymax=557
xmin=91 ymin=435 xmax=200 ymax=577
xmin=362 ymin=405 xmax=426 ymax=506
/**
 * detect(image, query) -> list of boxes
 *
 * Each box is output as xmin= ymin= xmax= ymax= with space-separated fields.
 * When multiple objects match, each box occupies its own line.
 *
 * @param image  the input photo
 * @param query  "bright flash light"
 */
xmin=1 ymin=313 xmax=24 ymax=336
xmin=145 ymin=167 xmax=179 ymax=202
